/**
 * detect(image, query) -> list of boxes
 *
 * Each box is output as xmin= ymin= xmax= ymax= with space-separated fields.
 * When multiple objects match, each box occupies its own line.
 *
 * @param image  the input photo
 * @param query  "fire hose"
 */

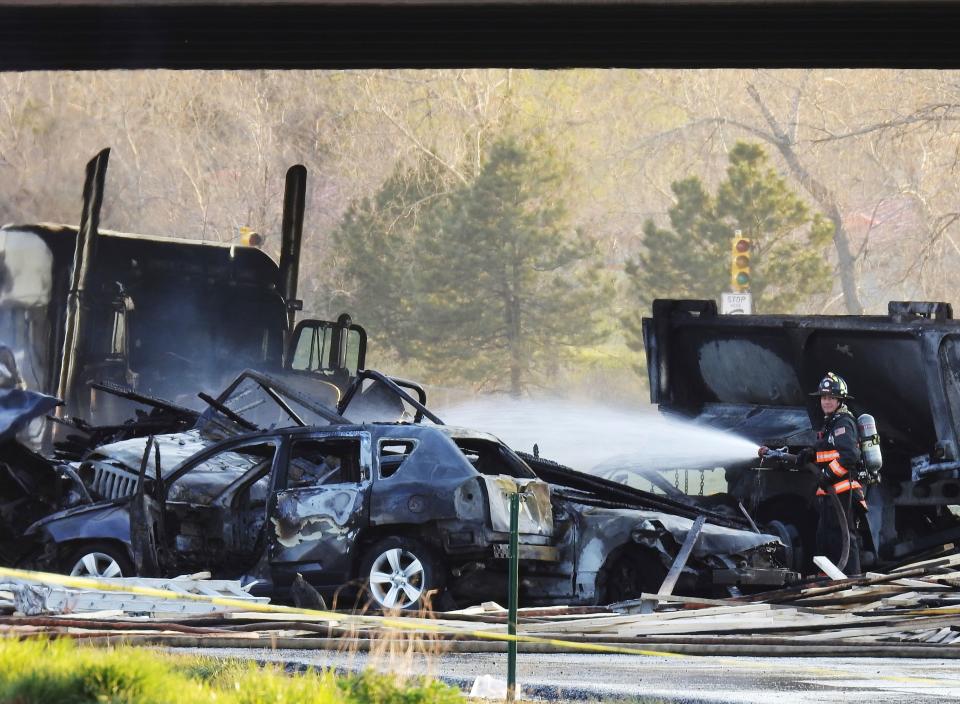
xmin=760 ymin=449 xmax=850 ymax=573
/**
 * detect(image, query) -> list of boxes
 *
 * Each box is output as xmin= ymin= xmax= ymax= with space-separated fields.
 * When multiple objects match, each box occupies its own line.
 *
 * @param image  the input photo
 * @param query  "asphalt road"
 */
xmin=168 ymin=647 xmax=960 ymax=703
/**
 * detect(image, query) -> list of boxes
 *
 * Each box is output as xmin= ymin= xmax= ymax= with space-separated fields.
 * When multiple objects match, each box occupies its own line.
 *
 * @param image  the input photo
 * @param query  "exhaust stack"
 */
xmin=279 ymin=164 xmax=306 ymax=356
xmin=57 ymin=147 xmax=110 ymax=416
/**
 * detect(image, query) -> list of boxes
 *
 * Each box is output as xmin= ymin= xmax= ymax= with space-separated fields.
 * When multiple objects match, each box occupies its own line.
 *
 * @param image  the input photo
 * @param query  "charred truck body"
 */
xmin=644 ymin=298 xmax=960 ymax=571
xmin=0 ymin=151 xmax=366 ymax=447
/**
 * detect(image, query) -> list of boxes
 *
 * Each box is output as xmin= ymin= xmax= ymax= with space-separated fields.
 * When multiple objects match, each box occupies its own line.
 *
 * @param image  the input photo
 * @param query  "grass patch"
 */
xmin=0 ymin=638 xmax=464 ymax=704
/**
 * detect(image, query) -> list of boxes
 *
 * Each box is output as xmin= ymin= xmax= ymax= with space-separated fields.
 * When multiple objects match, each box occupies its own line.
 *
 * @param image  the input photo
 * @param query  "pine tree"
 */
xmin=623 ymin=142 xmax=833 ymax=358
xmin=410 ymin=137 xmax=612 ymax=396
xmin=328 ymin=157 xmax=450 ymax=357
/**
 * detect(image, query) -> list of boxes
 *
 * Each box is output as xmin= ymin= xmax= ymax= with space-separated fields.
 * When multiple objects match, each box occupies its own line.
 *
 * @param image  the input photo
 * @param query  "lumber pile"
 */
xmin=503 ymin=552 xmax=960 ymax=653
xmin=2 ymin=552 xmax=959 ymax=658
xmin=0 ymin=572 xmax=268 ymax=618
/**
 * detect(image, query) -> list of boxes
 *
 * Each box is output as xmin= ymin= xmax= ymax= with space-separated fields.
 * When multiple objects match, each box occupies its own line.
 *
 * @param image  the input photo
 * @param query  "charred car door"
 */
xmin=154 ymin=437 xmax=280 ymax=576
xmin=267 ymin=431 xmax=371 ymax=588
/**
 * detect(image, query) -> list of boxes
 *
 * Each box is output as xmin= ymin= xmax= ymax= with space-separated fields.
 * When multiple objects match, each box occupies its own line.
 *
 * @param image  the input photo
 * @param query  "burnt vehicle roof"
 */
xmin=85 ymin=421 xmax=521 ymax=471
xmin=644 ymin=299 xmax=960 ymax=473
xmin=2 ymin=223 xmax=280 ymax=290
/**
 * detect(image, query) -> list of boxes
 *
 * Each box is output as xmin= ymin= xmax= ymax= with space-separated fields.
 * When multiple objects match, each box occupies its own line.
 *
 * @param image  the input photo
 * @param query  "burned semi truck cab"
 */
xmin=0 ymin=157 xmax=369 ymax=448
xmin=0 ymin=223 xmax=366 ymax=443
xmin=643 ymin=298 xmax=960 ymax=569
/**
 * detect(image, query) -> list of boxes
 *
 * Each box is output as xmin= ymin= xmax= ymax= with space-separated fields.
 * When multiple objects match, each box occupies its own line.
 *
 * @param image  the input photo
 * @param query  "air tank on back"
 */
xmin=857 ymin=413 xmax=883 ymax=476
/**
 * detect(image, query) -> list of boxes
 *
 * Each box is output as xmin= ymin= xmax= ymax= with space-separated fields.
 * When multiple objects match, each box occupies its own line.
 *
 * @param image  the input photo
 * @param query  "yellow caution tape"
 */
xmin=0 ymin=565 xmax=682 ymax=658
xmin=0 ymin=565 xmax=958 ymax=689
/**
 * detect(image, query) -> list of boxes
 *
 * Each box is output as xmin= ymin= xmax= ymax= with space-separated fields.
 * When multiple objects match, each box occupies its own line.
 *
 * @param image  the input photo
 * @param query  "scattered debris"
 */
xmin=0 ymin=574 xmax=268 ymax=618
xmin=2 ymin=551 xmax=956 ymax=658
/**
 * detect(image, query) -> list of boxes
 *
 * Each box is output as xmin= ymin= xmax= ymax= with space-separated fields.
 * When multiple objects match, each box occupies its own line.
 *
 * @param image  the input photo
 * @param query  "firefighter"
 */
xmin=759 ymin=372 xmax=867 ymax=574
xmin=802 ymin=372 xmax=867 ymax=575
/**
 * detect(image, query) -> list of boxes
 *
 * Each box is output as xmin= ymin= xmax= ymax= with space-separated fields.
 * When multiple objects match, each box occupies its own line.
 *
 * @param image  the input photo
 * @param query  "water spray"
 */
xmin=439 ymin=397 xmax=760 ymax=474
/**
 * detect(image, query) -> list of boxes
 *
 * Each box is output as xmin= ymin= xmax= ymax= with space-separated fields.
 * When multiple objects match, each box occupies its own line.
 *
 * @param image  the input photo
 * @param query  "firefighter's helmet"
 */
xmin=809 ymin=372 xmax=853 ymax=400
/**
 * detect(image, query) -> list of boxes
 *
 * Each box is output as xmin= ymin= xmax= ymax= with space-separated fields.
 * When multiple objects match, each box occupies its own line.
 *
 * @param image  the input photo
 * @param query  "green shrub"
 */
xmin=0 ymin=638 xmax=207 ymax=704
xmin=0 ymin=638 xmax=463 ymax=704
xmin=336 ymin=670 xmax=463 ymax=704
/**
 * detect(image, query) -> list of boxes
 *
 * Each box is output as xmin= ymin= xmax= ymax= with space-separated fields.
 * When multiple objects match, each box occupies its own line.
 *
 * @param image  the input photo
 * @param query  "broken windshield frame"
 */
xmin=339 ymin=369 xmax=442 ymax=425
xmin=194 ymin=369 xmax=345 ymax=440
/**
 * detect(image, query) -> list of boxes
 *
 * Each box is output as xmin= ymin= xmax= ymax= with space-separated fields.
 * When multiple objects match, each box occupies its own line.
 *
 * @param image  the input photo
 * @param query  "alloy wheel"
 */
xmin=367 ymin=547 xmax=425 ymax=609
xmin=69 ymin=551 xmax=124 ymax=578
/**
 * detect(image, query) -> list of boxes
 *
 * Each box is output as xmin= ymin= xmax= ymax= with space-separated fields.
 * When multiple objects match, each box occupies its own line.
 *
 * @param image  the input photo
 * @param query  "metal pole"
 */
xmin=507 ymin=491 xmax=520 ymax=703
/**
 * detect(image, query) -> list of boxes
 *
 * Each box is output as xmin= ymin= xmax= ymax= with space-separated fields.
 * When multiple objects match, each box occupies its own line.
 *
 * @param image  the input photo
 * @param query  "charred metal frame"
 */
xmin=19 ymin=416 xmax=790 ymax=605
xmin=643 ymin=298 xmax=960 ymax=568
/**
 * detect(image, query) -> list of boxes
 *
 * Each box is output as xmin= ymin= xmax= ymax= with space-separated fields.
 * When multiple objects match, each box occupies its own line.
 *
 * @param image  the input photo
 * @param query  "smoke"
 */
xmin=438 ymin=396 xmax=758 ymax=473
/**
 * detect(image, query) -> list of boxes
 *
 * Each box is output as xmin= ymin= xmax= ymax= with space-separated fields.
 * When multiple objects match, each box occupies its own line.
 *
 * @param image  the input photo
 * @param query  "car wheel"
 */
xmin=765 ymin=520 xmax=803 ymax=573
xmin=63 ymin=543 xmax=134 ymax=579
xmin=598 ymin=547 xmax=665 ymax=604
xmin=359 ymin=537 xmax=445 ymax=611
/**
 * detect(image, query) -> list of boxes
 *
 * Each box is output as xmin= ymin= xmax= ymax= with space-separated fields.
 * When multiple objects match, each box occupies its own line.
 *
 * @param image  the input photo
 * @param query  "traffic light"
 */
xmin=239 ymin=226 xmax=263 ymax=248
xmin=730 ymin=232 xmax=751 ymax=291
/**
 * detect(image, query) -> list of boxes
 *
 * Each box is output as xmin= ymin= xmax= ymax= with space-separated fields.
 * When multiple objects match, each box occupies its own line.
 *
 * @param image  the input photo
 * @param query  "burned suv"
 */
xmin=20 ymin=369 xmax=791 ymax=610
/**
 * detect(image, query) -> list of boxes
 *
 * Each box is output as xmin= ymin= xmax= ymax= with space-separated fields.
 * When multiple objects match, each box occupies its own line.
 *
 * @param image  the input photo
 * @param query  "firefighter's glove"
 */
xmin=795 ymin=448 xmax=814 ymax=467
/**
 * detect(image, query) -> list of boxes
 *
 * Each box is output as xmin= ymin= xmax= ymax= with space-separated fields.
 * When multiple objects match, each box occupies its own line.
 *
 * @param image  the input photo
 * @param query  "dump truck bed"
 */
xmin=644 ymin=299 xmax=960 ymax=482
xmin=643 ymin=299 xmax=960 ymax=565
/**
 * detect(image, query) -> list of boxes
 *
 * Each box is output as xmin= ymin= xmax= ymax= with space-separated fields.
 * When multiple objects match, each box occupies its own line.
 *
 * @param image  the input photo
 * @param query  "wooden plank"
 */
xmin=518 ymin=603 xmax=786 ymax=635
xmin=757 ymin=559 xmax=953 ymax=604
xmin=891 ymin=551 xmax=960 ymax=573
xmin=813 ymin=555 xmax=847 ymax=580
xmin=640 ymin=515 xmax=705 ymax=614
xmin=610 ymin=594 xmax=740 ymax=612
xmin=789 ymin=617 xmax=960 ymax=641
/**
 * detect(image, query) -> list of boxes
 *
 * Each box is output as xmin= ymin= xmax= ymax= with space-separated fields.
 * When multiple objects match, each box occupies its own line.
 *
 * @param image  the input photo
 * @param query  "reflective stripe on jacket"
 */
xmin=816 ymin=479 xmax=863 ymax=496
xmin=813 ymin=407 xmax=866 ymax=508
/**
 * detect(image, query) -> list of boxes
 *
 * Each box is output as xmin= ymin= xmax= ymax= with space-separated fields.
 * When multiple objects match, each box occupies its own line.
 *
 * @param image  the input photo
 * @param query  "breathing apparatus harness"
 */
xmin=759 ymin=413 xmax=880 ymax=572
xmin=760 ymin=447 xmax=852 ymax=571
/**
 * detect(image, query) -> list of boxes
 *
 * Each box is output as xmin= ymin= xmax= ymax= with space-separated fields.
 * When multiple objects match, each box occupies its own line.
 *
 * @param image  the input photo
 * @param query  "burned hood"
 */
xmin=84 ymin=429 xmax=210 ymax=475
xmin=0 ymin=388 xmax=60 ymax=443
xmin=632 ymin=508 xmax=780 ymax=558
xmin=573 ymin=503 xmax=781 ymax=559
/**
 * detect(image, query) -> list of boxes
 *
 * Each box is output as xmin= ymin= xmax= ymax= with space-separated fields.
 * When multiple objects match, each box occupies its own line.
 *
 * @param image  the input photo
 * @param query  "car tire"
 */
xmin=62 ymin=542 xmax=134 ymax=579
xmin=598 ymin=547 xmax=665 ymax=604
xmin=358 ymin=536 xmax=446 ymax=612
xmin=765 ymin=520 xmax=803 ymax=573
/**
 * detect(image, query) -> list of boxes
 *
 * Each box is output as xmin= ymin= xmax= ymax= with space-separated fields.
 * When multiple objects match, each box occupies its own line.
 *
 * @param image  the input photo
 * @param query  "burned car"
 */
xmin=21 ymin=370 xmax=791 ymax=609
xmin=0 ymin=387 xmax=76 ymax=566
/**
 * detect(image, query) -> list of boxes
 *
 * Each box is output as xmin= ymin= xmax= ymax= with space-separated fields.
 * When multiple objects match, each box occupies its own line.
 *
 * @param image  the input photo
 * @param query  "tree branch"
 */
xmin=746 ymin=83 xmax=788 ymax=143
xmin=787 ymin=70 xmax=812 ymax=145
xmin=811 ymin=103 xmax=960 ymax=144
